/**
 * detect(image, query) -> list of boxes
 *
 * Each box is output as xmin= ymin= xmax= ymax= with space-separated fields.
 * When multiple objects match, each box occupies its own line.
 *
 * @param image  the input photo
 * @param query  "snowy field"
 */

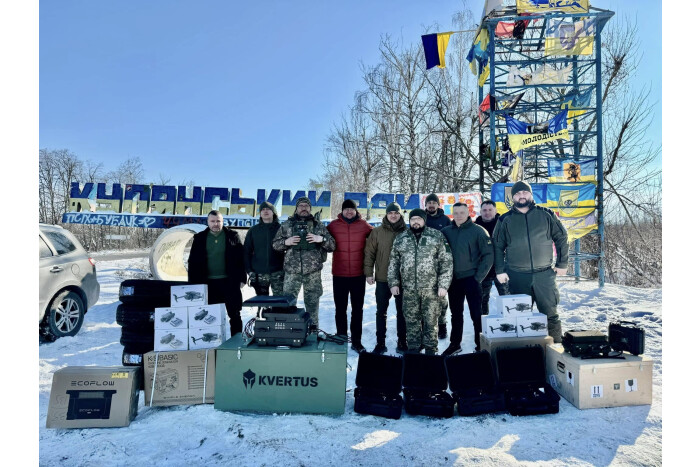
xmin=39 ymin=252 xmax=662 ymax=466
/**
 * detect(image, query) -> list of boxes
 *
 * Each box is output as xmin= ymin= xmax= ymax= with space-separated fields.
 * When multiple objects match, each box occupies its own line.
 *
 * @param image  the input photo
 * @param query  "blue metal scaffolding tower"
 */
xmin=477 ymin=6 xmax=614 ymax=287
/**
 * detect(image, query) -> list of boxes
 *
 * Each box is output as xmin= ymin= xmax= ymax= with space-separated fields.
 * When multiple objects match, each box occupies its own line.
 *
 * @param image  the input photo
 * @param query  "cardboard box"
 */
xmin=495 ymin=294 xmax=535 ymax=316
xmin=188 ymin=304 xmax=227 ymax=328
xmin=481 ymin=315 xmax=518 ymax=338
xmin=189 ymin=325 xmax=226 ymax=350
xmin=46 ymin=366 xmax=140 ymax=428
xmin=144 ymin=349 xmax=216 ymax=406
xmin=480 ymin=333 xmax=553 ymax=367
xmin=170 ymin=284 xmax=208 ymax=307
xmin=154 ymin=307 xmax=188 ymax=329
xmin=546 ymin=344 xmax=653 ymax=409
xmin=154 ymin=328 xmax=189 ymax=351
xmin=516 ymin=313 xmax=549 ymax=337
xmin=215 ymin=333 xmax=347 ymax=415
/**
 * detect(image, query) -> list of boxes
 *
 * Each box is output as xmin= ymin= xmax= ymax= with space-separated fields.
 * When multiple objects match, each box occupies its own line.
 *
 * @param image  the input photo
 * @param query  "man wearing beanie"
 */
xmin=244 ymin=201 xmax=285 ymax=296
xmin=273 ymin=196 xmax=336 ymax=326
xmin=493 ymin=181 xmax=569 ymax=342
xmin=424 ymin=193 xmax=451 ymax=340
xmin=327 ymin=198 xmax=373 ymax=353
xmin=364 ymin=202 xmax=408 ymax=354
xmin=387 ymin=208 xmax=453 ymax=355
xmin=475 ymin=199 xmax=509 ymax=315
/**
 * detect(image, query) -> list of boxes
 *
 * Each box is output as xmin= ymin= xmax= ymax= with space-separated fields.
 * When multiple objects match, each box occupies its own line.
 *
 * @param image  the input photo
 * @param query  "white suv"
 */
xmin=39 ymin=224 xmax=100 ymax=339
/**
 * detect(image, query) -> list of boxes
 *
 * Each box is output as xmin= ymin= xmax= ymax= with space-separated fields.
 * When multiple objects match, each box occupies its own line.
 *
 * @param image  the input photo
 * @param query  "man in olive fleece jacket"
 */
xmin=493 ymin=181 xmax=569 ymax=342
xmin=440 ymin=203 xmax=494 ymax=354
xmin=244 ymin=201 xmax=285 ymax=296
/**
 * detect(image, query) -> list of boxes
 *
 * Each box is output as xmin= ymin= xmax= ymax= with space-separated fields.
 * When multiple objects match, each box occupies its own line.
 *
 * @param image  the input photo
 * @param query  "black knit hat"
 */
xmin=510 ymin=181 xmax=532 ymax=196
xmin=341 ymin=199 xmax=357 ymax=211
xmin=425 ymin=193 xmax=440 ymax=205
xmin=408 ymin=208 xmax=427 ymax=221
xmin=386 ymin=202 xmax=401 ymax=214
xmin=259 ymin=201 xmax=276 ymax=214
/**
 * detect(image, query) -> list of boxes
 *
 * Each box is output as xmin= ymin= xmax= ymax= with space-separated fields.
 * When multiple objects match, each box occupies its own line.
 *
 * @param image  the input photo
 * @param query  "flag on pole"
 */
xmin=506 ymin=110 xmax=569 ymax=152
xmin=422 ymin=32 xmax=453 ymax=69
xmin=546 ymin=183 xmax=596 ymax=217
xmin=467 ymin=27 xmax=491 ymax=87
xmin=561 ymin=88 xmax=593 ymax=120
xmin=547 ymin=157 xmax=596 ymax=183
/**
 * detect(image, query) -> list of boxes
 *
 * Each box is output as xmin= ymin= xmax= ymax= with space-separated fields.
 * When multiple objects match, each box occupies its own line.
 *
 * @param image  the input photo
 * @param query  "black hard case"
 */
xmin=495 ymin=346 xmax=560 ymax=416
xmin=353 ymin=352 xmax=404 ymax=419
xmin=254 ymin=308 xmax=310 ymax=347
xmin=609 ymin=321 xmax=645 ymax=355
xmin=445 ymin=351 xmax=506 ymax=416
xmin=562 ymin=330 xmax=610 ymax=357
xmin=402 ymin=353 xmax=455 ymax=418
xmin=242 ymin=295 xmax=297 ymax=310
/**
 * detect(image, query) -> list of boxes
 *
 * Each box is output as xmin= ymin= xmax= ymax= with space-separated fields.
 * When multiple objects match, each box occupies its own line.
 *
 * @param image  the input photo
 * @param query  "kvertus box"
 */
xmin=46 ymin=366 xmax=140 ymax=428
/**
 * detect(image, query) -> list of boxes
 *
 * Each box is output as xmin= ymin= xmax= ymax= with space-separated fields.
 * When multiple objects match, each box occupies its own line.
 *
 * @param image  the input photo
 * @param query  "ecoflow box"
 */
xmin=171 ymin=284 xmax=208 ymax=307
xmin=546 ymin=344 xmax=653 ymax=409
xmin=46 ymin=366 xmax=140 ymax=428
xmin=215 ymin=333 xmax=347 ymax=415
xmin=480 ymin=334 xmax=553 ymax=367
xmin=143 ymin=349 xmax=217 ymax=406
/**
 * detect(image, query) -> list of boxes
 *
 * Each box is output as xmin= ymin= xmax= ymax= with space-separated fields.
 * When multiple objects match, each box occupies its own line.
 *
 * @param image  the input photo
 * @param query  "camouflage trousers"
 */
xmin=403 ymin=288 xmax=442 ymax=354
xmin=250 ymin=271 xmax=285 ymax=297
xmin=283 ymin=270 xmax=322 ymax=326
xmin=438 ymin=295 xmax=448 ymax=326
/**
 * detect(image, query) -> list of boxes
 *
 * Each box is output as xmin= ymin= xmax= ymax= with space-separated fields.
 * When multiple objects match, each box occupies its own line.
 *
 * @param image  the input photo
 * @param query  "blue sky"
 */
xmin=39 ymin=0 xmax=661 ymax=196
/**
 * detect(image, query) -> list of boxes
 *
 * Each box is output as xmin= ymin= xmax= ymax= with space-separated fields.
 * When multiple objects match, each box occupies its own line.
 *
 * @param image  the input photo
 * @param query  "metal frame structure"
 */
xmin=477 ymin=6 xmax=614 ymax=286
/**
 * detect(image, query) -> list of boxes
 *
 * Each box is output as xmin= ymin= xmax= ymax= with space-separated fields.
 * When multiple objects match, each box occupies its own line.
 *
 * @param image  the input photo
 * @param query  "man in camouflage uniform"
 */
xmin=424 ymin=193 xmax=451 ymax=340
xmin=388 ymin=208 xmax=453 ymax=355
xmin=273 ymin=197 xmax=336 ymax=326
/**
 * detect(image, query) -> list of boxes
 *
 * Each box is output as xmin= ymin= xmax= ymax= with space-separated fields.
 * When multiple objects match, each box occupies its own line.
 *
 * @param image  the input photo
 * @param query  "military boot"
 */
xmin=438 ymin=323 xmax=448 ymax=340
xmin=395 ymin=338 xmax=408 ymax=354
xmin=372 ymin=340 xmax=387 ymax=354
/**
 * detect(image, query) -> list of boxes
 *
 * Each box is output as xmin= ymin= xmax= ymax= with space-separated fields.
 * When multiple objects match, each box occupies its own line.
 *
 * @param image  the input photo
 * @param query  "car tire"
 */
xmin=116 ymin=303 xmax=155 ymax=327
xmin=44 ymin=290 xmax=85 ymax=338
xmin=119 ymin=279 xmax=189 ymax=307
xmin=120 ymin=327 xmax=155 ymax=354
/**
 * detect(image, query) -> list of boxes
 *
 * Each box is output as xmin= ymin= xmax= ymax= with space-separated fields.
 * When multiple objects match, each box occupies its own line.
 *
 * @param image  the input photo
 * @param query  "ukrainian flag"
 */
xmin=517 ymin=0 xmax=589 ymax=14
xmin=546 ymin=183 xmax=596 ymax=217
xmin=547 ymin=157 xmax=596 ymax=183
xmin=491 ymin=182 xmax=547 ymax=215
xmin=559 ymin=211 xmax=598 ymax=242
xmin=561 ymin=88 xmax=593 ymax=120
xmin=467 ymin=27 xmax=490 ymax=87
xmin=506 ymin=111 xmax=569 ymax=153
xmin=422 ymin=32 xmax=453 ymax=69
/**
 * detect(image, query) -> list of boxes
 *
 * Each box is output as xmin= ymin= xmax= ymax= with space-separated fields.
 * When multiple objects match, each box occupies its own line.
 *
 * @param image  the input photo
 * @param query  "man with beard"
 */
xmin=424 ymin=193 xmax=451 ymax=340
xmin=474 ymin=199 xmax=509 ymax=315
xmin=493 ymin=181 xmax=569 ymax=342
xmin=364 ymin=202 xmax=407 ymax=354
xmin=244 ymin=201 xmax=285 ymax=296
xmin=327 ymin=199 xmax=373 ymax=353
xmin=188 ymin=210 xmax=247 ymax=337
xmin=273 ymin=197 xmax=336 ymax=327
xmin=387 ymin=209 xmax=453 ymax=355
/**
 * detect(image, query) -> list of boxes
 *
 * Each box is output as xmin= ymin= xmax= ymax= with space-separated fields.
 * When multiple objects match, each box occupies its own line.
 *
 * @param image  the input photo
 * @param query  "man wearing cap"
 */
xmin=387 ymin=208 xmax=453 ymax=355
xmin=493 ymin=181 xmax=569 ymax=342
xmin=364 ymin=202 xmax=408 ymax=354
xmin=188 ymin=210 xmax=247 ymax=337
xmin=327 ymin=199 xmax=373 ymax=353
xmin=424 ymin=193 xmax=451 ymax=340
xmin=244 ymin=201 xmax=285 ymax=296
xmin=475 ymin=199 xmax=509 ymax=315
xmin=273 ymin=197 xmax=336 ymax=327
xmin=440 ymin=202 xmax=494 ymax=356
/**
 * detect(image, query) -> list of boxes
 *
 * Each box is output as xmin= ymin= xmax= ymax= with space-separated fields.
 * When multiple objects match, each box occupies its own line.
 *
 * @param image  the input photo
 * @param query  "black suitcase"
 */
xmin=402 ymin=353 xmax=454 ymax=418
xmin=609 ymin=321 xmax=645 ymax=355
xmin=445 ymin=351 xmax=506 ymax=416
xmin=353 ymin=352 xmax=404 ymax=419
xmin=495 ymin=346 xmax=560 ymax=416
xmin=242 ymin=295 xmax=297 ymax=310
xmin=562 ymin=330 xmax=611 ymax=358
xmin=254 ymin=308 xmax=310 ymax=347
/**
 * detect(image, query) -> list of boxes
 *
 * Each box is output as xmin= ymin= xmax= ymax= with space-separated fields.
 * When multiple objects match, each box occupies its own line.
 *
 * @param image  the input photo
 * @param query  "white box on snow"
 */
xmin=495 ymin=294 xmax=535 ymax=316
xmin=154 ymin=307 xmax=189 ymax=330
xmin=188 ymin=303 xmax=227 ymax=328
xmin=481 ymin=315 xmax=518 ymax=338
xmin=516 ymin=312 xmax=549 ymax=337
xmin=154 ymin=328 xmax=190 ymax=351
xmin=189 ymin=325 xmax=227 ymax=350
xmin=170 ymin=284 xmax=208 ymax=307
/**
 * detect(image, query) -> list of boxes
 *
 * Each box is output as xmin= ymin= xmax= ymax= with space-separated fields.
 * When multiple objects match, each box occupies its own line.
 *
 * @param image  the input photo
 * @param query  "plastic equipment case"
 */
xmin=608 ymin=321 xmax=645 ymax=356
xmin=402 ymin=353 xmax=454 ymax=418
xmin=353 ymin=352 xmax=404 ymax=419
xmin=445 ymin=351 xmax=506 ymax=416
xmin=495 ymin=346 xmax=560 ymax=416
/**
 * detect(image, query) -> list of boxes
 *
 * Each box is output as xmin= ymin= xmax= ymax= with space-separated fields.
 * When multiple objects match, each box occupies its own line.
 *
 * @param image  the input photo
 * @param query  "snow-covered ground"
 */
xmin=39 ymin=253 xmax=662 ymax=466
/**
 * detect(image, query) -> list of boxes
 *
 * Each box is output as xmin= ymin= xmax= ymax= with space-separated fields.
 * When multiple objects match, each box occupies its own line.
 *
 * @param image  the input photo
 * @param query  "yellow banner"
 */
xmin=517 ymin=0 xmax=589 ymax=14
xmin=508 ymin=128 xmax=569 ymax=152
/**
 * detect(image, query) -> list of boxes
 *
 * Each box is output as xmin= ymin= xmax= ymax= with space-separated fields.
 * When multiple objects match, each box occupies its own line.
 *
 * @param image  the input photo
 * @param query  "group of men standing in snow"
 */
xmin=187 ymin=180 xmax=569 ymax=356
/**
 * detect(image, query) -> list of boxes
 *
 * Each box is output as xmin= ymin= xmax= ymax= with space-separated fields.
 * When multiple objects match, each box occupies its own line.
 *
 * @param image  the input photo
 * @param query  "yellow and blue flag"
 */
xmin=422 ymin=32 xmax=453 ymax=69
xmin=547 ymin=157 xmax=596 ymax=183
xmin=517 ymin=0 xmax=589 ymax=14
xmin=545 ymin=18 xmax=595 ymax=56
xmin=506 ymin=110 xmax=569 ymax=152
xmin=467 ymin=27 xmax=490 ymax=87
xmin=561 ymin=88 xmax=593 ymax=120
xmin=546 ymin=182 xmax=596 ymax=217
xmin=491 ymin=182 xmax=547 ymax=215
xmin=558 ymin=211 xmax=597 ymax=241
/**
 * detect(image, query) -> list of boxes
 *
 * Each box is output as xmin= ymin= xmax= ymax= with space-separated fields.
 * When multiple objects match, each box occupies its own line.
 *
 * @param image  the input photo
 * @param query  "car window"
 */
xmin=43 ymin=230 xmax=77 ymax=255
xmin=39 ymin=236 xmax=53 ymax=258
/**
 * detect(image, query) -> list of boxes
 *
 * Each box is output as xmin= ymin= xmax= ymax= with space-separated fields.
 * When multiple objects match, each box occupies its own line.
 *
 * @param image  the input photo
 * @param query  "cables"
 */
xmin=243 ymin=317 xmax=256 ymax=339
xmin=315 ymin=329 xmax=349 ymax=345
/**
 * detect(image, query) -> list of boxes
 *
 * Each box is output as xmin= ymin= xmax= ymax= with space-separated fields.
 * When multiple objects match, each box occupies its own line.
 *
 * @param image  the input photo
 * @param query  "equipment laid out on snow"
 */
xmin=245 ymin=295 xmax=312 ymax=347
xmin=353 ymin=352 xmax=404 ymax=419
xmin=445 ymin=351 xmax=506 ymax=416
xmin=608 ymin=321 xmax=645 ymax=356
xmin=402 ymin=353 xmax=455 ymax=418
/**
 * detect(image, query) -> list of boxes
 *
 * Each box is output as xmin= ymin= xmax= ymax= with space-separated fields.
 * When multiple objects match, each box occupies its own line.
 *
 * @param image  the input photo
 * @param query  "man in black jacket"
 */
xmin=424 ymin=193 xmax=451 ymax=340
xmin=474 ymin=199 xmax=509 ymax=315
xmin=493 ymin=181 xmax=569 ymax=342
xmin=244 ymin=202 xmax=285 ymax=296
xmin=440 ymin=202 xmax=494 ymax=355
xmin=188 ymin=210 xmax=248 ymax=336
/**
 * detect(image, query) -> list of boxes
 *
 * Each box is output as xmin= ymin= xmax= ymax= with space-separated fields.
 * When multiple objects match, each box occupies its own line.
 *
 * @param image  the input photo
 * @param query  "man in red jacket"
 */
xmin=327 ymin=199 xmax=373 ymax=353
